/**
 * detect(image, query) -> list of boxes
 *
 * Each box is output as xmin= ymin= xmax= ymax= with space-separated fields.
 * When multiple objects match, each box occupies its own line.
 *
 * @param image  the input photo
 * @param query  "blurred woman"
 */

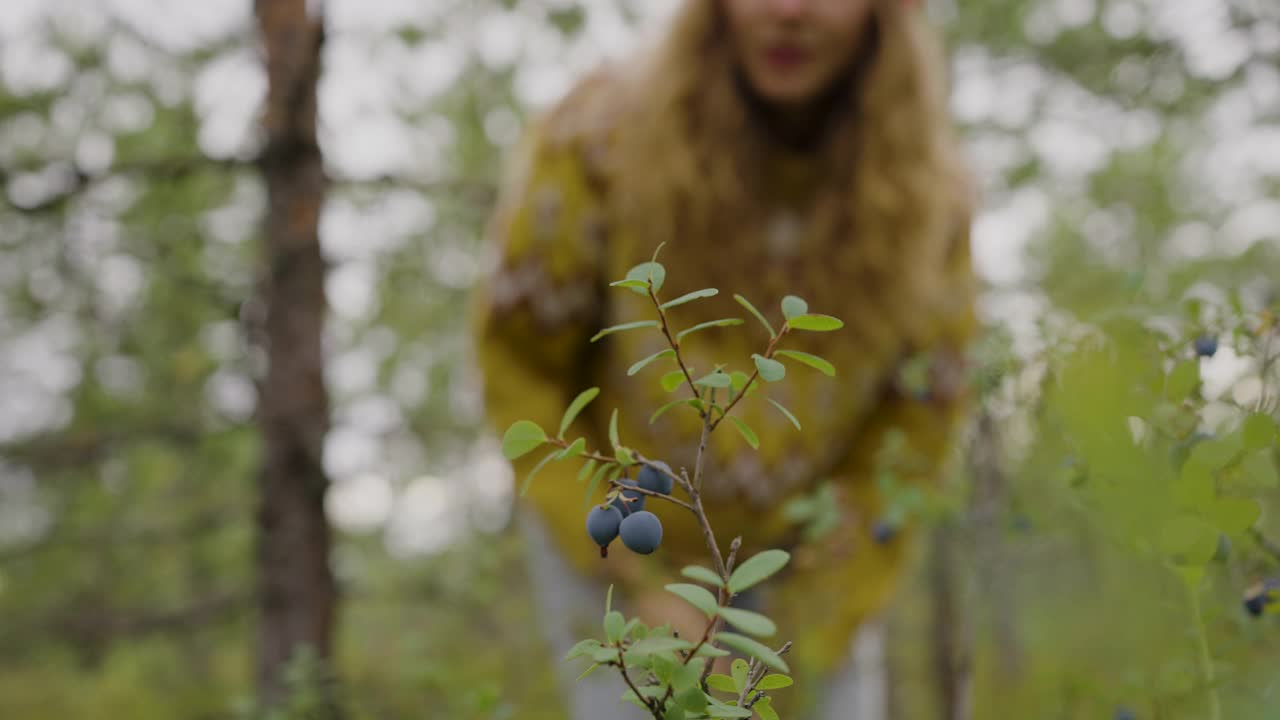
xmin=473 ymin=0 xmax=977 ymax=716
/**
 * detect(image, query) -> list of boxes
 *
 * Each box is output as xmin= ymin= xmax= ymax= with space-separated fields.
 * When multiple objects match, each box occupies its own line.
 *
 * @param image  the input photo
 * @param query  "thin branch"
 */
xmin=710 ymin=327 xmax=789 ymax=432
xmin=616 ymin=647 xmax=661 ymax=719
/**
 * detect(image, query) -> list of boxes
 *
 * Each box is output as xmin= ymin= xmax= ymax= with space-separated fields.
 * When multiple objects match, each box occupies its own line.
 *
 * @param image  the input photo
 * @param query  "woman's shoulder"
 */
xmin=527 ymin=62 xmax=642 ymax=177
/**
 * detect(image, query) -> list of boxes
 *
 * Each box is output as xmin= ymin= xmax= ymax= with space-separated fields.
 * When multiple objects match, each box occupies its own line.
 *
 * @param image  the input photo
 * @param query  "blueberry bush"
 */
xmin=499 ymin=249 xmax=851 ymax=719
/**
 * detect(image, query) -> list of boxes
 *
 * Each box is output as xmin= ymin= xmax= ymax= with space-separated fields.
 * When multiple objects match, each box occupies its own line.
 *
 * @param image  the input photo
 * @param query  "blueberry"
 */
xmin=1244 ymin=578 xmax=1280 ymax=618
xmin=871 ymin=520 xmax=896 ymax=545
xmin=1113 ymin=707 xmax=1136 ymax=720
xmin=610 ymin=478 xmax=646 ymax=517
xmin=586 ymin=505 xmax=623 ymax=557
xmin=619 ymin=510 xmax=663 ymax=554
xmin=1244 ymin=593 xmax=1266 ymax=617
xmin=637 ymin=460 xmax=674 ymax=496
xmin=1193 ymin=334 xmax=1218 ymax=358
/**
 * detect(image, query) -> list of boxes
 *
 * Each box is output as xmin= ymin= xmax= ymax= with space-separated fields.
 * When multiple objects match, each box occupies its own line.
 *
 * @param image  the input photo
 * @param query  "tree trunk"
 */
xmin=252 ymin=0 xmax=338 ymax=713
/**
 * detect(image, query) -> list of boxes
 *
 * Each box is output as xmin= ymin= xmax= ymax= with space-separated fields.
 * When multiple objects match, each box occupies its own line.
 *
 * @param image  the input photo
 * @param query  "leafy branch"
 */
xmin=501 ymin=253 xmax=846 ymax=718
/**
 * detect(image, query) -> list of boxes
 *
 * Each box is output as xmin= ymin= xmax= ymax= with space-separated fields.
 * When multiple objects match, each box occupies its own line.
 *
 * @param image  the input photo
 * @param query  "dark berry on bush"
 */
xmin=586 ymin=505 xmax=623 ymax=557
xmin=620 ymin=510 xmax=663 ymax=554
xmin=1194 ymin=334 xmax=1218 ymax=358
xmin=871 ymin=520 xmax=896 ymax=545
xmin=1113 ymin=706 xmax=1136 ymax=720
xmin=1244 ymin=578 xmax=1280 ymax=618
xmin=610 ymin=478 xmax=646 ymax=517
xmin=637 ymin=460 xmax=674 ymax=496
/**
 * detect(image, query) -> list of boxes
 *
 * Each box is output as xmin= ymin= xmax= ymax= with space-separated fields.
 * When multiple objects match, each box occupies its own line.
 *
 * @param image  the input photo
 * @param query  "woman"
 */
xmin=473 ymin=0 xmax=978 ymax=716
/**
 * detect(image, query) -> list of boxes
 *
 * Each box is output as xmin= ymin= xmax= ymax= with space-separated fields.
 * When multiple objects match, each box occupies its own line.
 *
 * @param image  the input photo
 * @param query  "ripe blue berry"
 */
xmin=586 ymin=505 xmax=623 ymax=557
xmin=610 ymin=478 xmax=645 ymax=517
xmin=871 ymin=520 xmax=896 ymax=545
xmin=1193 ymin=334 xmax=1218 ymax=358
xmin=637 ymin=460 xmax=674 ymax=496
xmin=1113 ymin=707 xmax=1136 ymax=720
xmin=1244 ymin=578 xmax=1280 ymax=617
xmin=620 ymin=510 xmax=663 ymax=554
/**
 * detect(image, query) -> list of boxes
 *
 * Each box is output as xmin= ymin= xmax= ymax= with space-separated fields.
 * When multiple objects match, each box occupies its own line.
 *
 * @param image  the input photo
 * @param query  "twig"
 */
xmin=648 ymin=286 xmax=704 ymax=406
xmin=710 ymin=327 xmax=789 ymax=432
xmin=739 ymin=642 xmax=794 ymax=708
xmin=616 ymin=646 xmax=661 ymax=718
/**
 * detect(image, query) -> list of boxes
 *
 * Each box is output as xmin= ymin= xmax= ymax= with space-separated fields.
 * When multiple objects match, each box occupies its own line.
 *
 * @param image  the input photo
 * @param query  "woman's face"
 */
xmin=722 ymin=0 xmax=876 ymax=106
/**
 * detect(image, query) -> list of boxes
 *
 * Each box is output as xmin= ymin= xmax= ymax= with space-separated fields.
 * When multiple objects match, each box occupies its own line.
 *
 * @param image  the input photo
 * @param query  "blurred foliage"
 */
xmin=0 ymin=0 xmax=1277 ymax=719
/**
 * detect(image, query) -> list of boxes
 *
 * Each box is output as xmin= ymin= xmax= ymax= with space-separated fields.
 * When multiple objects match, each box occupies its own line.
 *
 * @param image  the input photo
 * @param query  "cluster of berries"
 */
xmin=585 ymin=461 xmax=673 ymax=557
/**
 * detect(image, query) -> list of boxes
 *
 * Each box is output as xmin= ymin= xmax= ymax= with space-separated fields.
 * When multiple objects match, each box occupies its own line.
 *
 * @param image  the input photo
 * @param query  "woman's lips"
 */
xmin=765 ymin=45 xmax=807 ymax=71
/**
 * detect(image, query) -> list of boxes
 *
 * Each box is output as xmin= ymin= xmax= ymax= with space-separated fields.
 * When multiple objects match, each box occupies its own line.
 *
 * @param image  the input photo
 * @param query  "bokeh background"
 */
xmin=1 ymin=0 xmax=1278 ymax=718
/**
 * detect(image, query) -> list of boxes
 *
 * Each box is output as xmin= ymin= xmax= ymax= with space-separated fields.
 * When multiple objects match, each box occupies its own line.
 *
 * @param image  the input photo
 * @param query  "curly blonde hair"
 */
xmin=609 ymin=0 xmax=974 ymax=358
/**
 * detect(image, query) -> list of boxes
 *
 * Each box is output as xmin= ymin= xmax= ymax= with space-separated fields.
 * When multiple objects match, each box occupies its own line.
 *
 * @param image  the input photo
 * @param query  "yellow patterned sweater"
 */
xmin=471 ymin=61 xmax=978 ymax=685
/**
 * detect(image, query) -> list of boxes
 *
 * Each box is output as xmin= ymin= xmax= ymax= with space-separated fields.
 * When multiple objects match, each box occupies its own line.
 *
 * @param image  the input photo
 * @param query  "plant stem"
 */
xmin=1187 ymin=583 xmax=1222 ymax=720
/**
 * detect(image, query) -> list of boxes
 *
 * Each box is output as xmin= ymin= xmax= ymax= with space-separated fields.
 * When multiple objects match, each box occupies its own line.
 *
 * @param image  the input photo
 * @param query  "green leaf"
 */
xmin=706 ymin=700 xmax=754 ymax=718
xmin=728 ymin=416 xmax=760 ymax=450
xmin=752 ymin=354 xmax=786 ymax=382
xmin=1208 ymin=497 xmax=1260 ymax=534
xmin=1243 ymin=413 xmax=1278 ymax=451
xmin=577 ymin=459 xmax=597 ymax=483
xmin=781 ymin=295 xmax=808 ymax=319
xmin=677 ymin=318 xmax=745 ymax=342
xmin=592 ymin=320 xmax=660 ymax=342
xmin=774 ymin=349 xmax=836 ymax=377
xmin=604 ymin=611 xmax=625 ymax=643
xmin=716 ymin=607 xmax=777 ymax=637
xmin=734 ymin=294 xmax=776 ymax=336
xmin=583 ymin=463 xmax=612 ymax=508
xmin=576 ymin=663 xmax=601 ymax=681
xmin=729 ymin=371 xmax=754 ymax=397
xmin=626 ymin=636 xmax=694 ymax=659
xmin=616 ymin=447 xmax=637 ymax=466
xmin=681 ymin=565 xmax=725 ymax=587
xmin=589 ymin=645 xmax=622 ymax=663
xmin=705 ymin=674 xmax=737 ymax=693
xmin=565 ymin=638 xmax=604 ymax=660
xmin=502 ymin=420 xmax=546 ymax=460
xmin=628 ymin=349 xmax=676 ymax=376
xmin=666 ymin=583 xmax=720 ymax=617
xmin=693 ymin=644 xmax=731 ymax=658
xmin=660 ymin=288 xmax=719 ymax=310
xmin=756 ymin=674 xmax=793 ymax=690
xmin=728 ymin=550 xmax=791 ymax=593
xmin=559 ymin=387 xmax=600 ymax=437
xmin=625 ymin=261 xmax=666 ymax=293
xmin=609 ymin=279 xmax=651 ymax=291
xmin=695 ymin=371 xmax=733 ymax=389
xmin=666 ymin=706 xmax=687 ymax=720
xmin=609 ymin=408 xmax=621 ymax=449
xmin=785 ymin=314 xmax=844 ymax=332
xmin=556 ymin=437 xmax=587 ymax=460
xmin=1167 ymin=360 xmax=1200 ymax=403
xmin=673 ymin=660 xmax=705 ymax=693
xmin=1174 ymin=564 xmax=1204 ymax=590
xmin=661 ymin=369 xmax=689 ymax=393
xmin=675 ymin=685 xmax=705 ymax=713
xmin=606 ymin=584 xmax=614 ymax=613
xmin=651 ymin=397 xmax=700 ymax=424
xmin=755 ymin=696 xmax=780 ymax=720
xmin=731 ymin=658 xmax=750 ymax=692
xmin=715 ymin=633 xmax=790 ymax=672
xmin=766 ymin=398 xmax=802 ymax=431
xmin=519 ymin=450 xmax=559 ymax=496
